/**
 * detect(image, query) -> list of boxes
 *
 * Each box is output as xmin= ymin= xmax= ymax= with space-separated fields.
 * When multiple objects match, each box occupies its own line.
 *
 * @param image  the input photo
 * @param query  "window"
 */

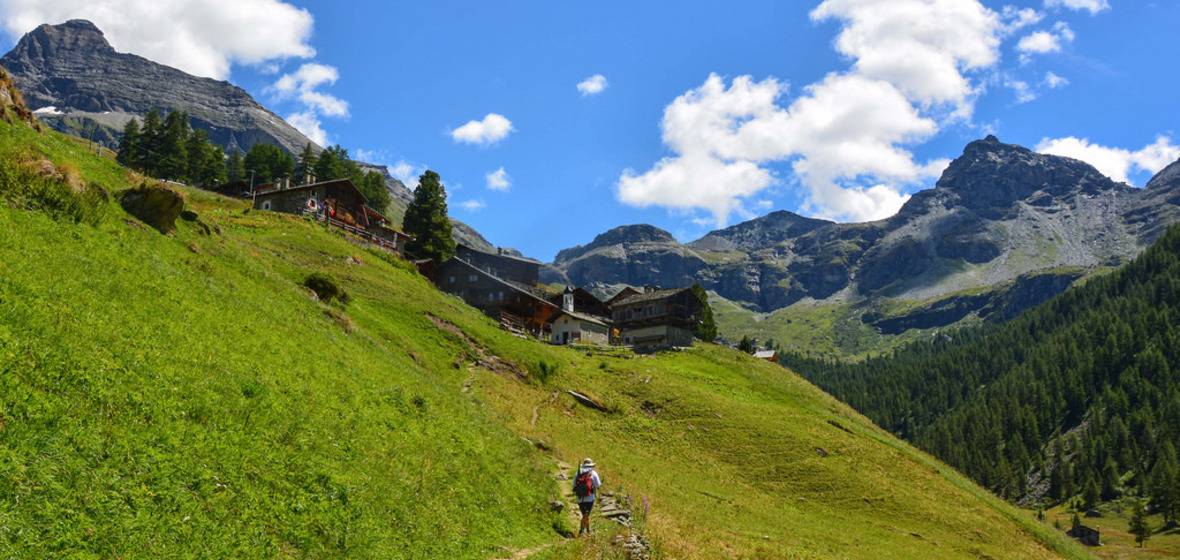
xmin=470 ymin=275 xmax=479 ymax=282
xmin=449 ymin=276 xmax=456 ymax=283
xmin=261 ymin=201 xmax=271 ymax=210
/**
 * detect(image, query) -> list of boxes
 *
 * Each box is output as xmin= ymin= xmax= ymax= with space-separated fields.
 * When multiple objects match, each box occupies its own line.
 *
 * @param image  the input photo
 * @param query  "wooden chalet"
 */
xmin=433 ymin=255 xmax=558 ymax=338
xmin=454 ymin=244 xmax=541 ymax=285
xmin=754 ymin=349 xmax=779 ymax=363
xmin=252 ymin=175 xmax=409 ymax=255
xmin=610 ymin=286 xmax=704 ymax=351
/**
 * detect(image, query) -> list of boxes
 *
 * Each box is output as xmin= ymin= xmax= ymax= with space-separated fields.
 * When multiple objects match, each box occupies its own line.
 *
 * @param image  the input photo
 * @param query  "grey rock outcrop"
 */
xmin=120 ymin=185 xmax=184 ymax=234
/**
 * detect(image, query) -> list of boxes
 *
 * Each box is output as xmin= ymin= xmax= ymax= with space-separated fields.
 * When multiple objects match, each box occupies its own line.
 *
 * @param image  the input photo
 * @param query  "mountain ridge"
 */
xmin=0 ymin=20 xmax=313 ymax=156
xmin=551 ymin=135 xmax=1180 ymax=353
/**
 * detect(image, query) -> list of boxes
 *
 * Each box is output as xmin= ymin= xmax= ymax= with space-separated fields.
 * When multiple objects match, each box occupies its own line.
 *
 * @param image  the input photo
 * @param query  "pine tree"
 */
xmin=403 ymin=170 xmax=455 ymax=263
xmin=1129 ymin=502 xmax=1152 ymax=548
xmin=139 ymin=109 xmax=164 ymax=175
xmin=294 ymin=143 xmax=318 ymax=184
xmin=184 ymin=129 xmax=224 ymax=188
xmin=313 ymin=145 xmax=352 ymax=182
xmin=244 ymin=143 xmax=294 ymax=184
xmin=357 ymin=171 xmax=391 ymax=214
xmin=690 ymin=283 xmax=717 ymax=342
xmin=116 ymin=118 xmax=140 ymax=169
xmin=1151 ymin=440 xmax=1179 ymax=526
xmin=158 ymin=110 xmax=190 ymax=181
xmin=225 ymin=150 xmax=244 ymax=183
xmin=739 ymin=335 xmax=754 ymax=354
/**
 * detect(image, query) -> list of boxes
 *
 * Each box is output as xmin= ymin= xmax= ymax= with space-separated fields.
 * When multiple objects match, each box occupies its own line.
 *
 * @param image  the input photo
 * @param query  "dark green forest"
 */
xmin=785 ymin=224 xmax=1180 ymax=523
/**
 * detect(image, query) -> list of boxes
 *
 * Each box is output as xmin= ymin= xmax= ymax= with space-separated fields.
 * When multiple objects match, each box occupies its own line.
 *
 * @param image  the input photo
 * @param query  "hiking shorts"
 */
xmin=578 ymin=500 xmax=594 ymax=516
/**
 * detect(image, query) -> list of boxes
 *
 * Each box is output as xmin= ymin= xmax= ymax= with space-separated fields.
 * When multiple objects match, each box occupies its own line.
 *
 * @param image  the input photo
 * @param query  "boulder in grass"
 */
xmin=120 ymin=185 xmax=184 ymax=234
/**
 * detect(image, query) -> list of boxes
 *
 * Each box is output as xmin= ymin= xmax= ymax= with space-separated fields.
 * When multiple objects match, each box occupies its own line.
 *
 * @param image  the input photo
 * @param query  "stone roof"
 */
xmin=611 ymin=287 xmax=692 ymax=307
xmin=553 ymin=309 xmax=609 ymax=328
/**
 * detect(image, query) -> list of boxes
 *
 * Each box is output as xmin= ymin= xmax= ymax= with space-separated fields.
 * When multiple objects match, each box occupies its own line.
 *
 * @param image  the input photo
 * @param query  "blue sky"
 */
xmin=2 ymin=0 xmax=1178 ymax=261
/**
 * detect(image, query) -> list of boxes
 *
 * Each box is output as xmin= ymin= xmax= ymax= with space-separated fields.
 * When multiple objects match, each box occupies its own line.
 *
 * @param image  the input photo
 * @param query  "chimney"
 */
xmin=303 ymin=168 xmax=316 ymax=186
xmin=563 ymin=288 xmax=574 ymax=313
xmin=643 ymin=284 xmax=653 ymax=294
xmin=280 ymin=173 xmax=291 ymax=190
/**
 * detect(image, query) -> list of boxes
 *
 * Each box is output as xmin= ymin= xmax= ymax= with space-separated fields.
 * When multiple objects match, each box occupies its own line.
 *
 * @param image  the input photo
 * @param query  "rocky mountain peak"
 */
xmin=1145 ymin=157 xmax=1180 ymax=191
xmin=689 ymin=210 xmax=831 ymax=251
xmin=931 ymin=135 xmax=1125 ymax=211
xmin=0 ymin=19 xmax=320 ymax=155
xmin=12 ymin=20 xmax=113 ymax=63
xmin=553 ymin=224 xmax=681 ymax=264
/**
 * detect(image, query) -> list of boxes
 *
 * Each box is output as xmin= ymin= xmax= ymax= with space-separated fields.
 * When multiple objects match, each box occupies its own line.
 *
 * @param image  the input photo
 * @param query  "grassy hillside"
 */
xmin=0 ymin=100 xmax=1097 ymax=558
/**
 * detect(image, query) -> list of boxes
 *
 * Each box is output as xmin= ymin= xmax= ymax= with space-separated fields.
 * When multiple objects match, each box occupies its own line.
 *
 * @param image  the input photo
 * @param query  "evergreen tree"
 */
xmin=313 ymin=145 xmax=353 ymax=182
xmin=157 ymin=110 xmax=190 ymax=181
xmin=225 ymin=150 xmax=244 ymax=183
xmin=244 ymin=143 xmax=294 ymax=184
xmin=1151 ymin=440 xmax=1179 ymax=526
xmin=139 ymin=109 xmax=164 ymax=175
xmin=1129 ymin=502 xmax=1152 ymax=548
xmin=357 ymin=170 xmax=391 ymax=214
xmin=403 ymin=170 xmax=455 ymax=263
xmin=294 ymin=143 xmax=318 ymax=184
xmin=739 ymin=335 xmax=754 ymax=354
xmin=690 ymin=283 xmax=717 ymax=342
xmin=1082 ymin=477 xmax=1101 ymax=509
xmin=185 ymin=128 xmax=225 ymax=188
xmin=116 ymin=117 xmax=140 ymax=169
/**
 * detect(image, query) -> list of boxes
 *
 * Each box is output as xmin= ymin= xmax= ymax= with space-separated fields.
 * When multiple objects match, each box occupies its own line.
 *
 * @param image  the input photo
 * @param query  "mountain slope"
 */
xmin=0 ymin=97 xmax=1093 ymax=559
xmin=553 ymin=136 xmax=1180 ymax=356
xmin=786 ymin=220 xmax=1180 ymax=515
xmin=1 ymin=20 xmax=315 ymax=155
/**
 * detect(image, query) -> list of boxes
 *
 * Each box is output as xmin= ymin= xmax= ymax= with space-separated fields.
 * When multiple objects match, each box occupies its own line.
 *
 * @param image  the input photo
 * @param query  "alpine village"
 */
xmin=2 ymin=12 xmax=1180 ymax=560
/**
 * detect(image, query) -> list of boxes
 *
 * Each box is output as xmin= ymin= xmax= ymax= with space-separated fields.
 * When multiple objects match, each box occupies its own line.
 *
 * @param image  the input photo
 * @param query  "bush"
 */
xmin=0 ymin=158 xmax=107 ymax=225
xmin=530 ymin=359 xmax=560 ymax=385
xmin=302 ymin=272 xmax=348 ymax=304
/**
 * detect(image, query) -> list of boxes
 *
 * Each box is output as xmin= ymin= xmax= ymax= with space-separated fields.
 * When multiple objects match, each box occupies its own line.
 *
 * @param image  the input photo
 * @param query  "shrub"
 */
xmin=302 ymin=272 xmax=348 ymax=304
xmin=0 ymin=158 xmax=107 ymax=225
xmin=530 ymin=359 xmax=560 ymax=385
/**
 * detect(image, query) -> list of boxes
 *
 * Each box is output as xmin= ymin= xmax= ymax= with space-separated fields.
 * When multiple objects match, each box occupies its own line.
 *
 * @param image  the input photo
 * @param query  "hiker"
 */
xmin=573 ymin=458 xmax=602 ymax=537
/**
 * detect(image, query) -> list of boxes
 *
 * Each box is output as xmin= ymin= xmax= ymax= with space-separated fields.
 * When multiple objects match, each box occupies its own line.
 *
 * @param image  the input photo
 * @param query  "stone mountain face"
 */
xmin=0 ymin=20 xmax=313 ymax=155
xmin=552 ymin=136 xmax=1180 ymax=338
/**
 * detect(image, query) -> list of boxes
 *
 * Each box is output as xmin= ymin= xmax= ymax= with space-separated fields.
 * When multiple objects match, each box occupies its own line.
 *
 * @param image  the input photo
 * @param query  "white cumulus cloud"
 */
xmin=451 ymin=113 xmax=514 ymax=146
xmin=0 ymin=0 xmax=315 ymax=80
xmin=810 ymin=0 xmax=1000 ymax=112
xmin=458 ymin=199 xmax=485 ymax=212
xmin=270 ymin=63 xmax=349 ymax=117
xmin=1036 ymin=136 xmax=1180 ymax=185
xmin=1000 ymin=6 xmax=1044 ymax=36
xmin=286 ymin=111 xmax=327 ymax=146
xmin=386 ymin=160 xmax=427 ymax=190
xmin=486 ymin=167 xmax=511 ymax=191
xmin=1016 ymin=22 xmax=1074 ymax=63
xmin=619 ymin=0 xmax=1003 ymax=225
xmin=1044 ymin=71 xmax=1069 ymax=89
xmin=577 ymin=74 xmax=609 ymax=96
xmin=1044 ymin=0 xmax=1109 ymax=15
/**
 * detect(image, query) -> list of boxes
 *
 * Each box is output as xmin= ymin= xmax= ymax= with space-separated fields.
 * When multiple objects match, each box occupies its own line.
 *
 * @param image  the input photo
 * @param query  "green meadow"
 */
xmin=0 ymin=102 xmax=1096 ymax=558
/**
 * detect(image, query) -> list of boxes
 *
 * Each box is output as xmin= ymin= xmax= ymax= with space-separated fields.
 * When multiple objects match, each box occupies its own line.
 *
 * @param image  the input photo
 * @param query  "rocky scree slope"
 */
xmin=552 ymin=136 xmax=1180 ymax=332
